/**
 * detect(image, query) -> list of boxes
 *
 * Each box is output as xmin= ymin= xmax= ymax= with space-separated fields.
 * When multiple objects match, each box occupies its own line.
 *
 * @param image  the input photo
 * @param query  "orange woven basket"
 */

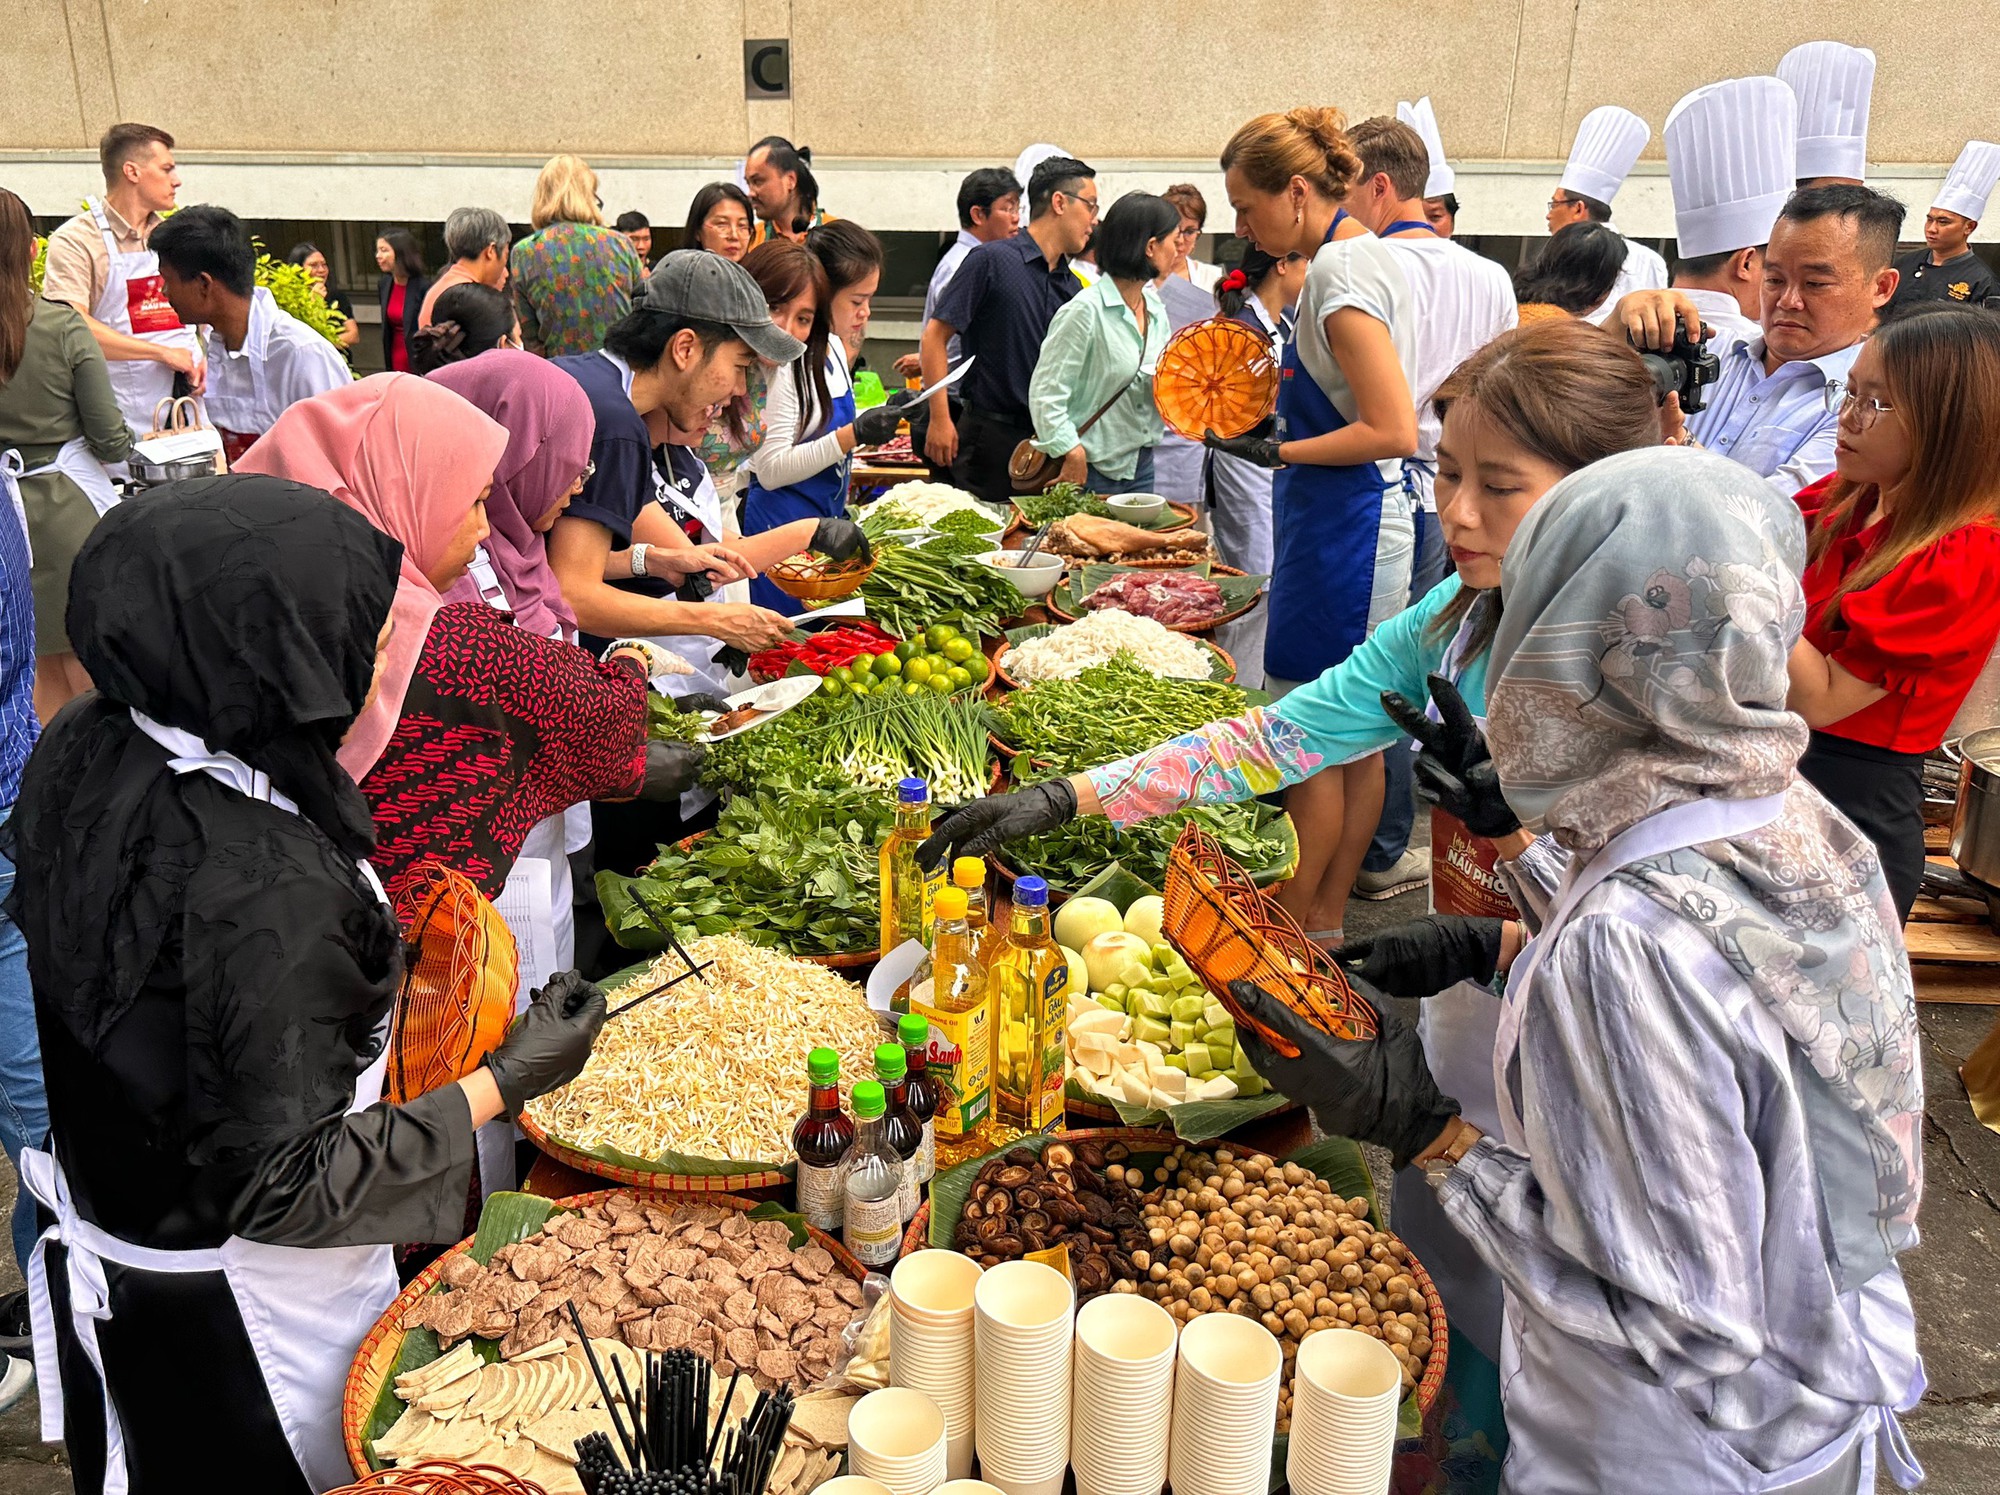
xmin=763 ymin=553 xmax=876 ymax=602
xmin=1155 ymin=316 xmax=1280 ymax=441
xmin=386 ymin=864 xmax=520 ymax=1105
xmin=1162 ymin=822 xmax=1376 ymax=1055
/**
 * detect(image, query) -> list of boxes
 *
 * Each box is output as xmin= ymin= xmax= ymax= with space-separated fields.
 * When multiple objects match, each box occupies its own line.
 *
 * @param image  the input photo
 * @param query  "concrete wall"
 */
xmin=4 ymin=3 xmax=1985 ymax=235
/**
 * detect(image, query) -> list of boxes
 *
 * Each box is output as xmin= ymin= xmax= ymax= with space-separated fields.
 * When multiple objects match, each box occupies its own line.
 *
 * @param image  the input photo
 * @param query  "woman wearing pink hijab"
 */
xmin=235 ymin=374 xmax=704 ymax=908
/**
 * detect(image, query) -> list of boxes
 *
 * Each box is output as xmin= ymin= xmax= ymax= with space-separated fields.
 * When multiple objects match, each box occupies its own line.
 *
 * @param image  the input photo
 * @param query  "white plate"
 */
xmin=700 ymin=675 xmax=823 ymax=740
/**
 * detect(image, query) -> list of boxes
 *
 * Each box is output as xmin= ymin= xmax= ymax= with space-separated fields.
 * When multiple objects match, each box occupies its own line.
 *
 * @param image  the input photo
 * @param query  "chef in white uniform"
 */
xmin=1778 ymin=41 xmax=1876 ymax=186
xmin=1397 ymin=97 xmax=1455 ymax=211
xmin=149 ymin=206 xmax=350 ymax=464
xmin=1663 ymin=76 xmax=1800 ymax=346
xmin=1547 ymin=105 xmax=1671 ymax=325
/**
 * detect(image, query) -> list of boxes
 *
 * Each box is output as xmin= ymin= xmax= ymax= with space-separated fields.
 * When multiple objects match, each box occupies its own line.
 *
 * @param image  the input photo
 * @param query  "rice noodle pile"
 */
xmin=1006 ymin=608 xmax=1214 ymax=681
xmin=878 ymin=481 xmax=1006 ymax=528
xmin=525 ymin=936 xmax=885 ymax=1165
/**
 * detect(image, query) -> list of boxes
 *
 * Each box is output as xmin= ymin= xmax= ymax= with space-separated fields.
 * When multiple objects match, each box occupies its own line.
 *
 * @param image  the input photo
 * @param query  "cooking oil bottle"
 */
xmin=953 ymin=856 xmax=994 ymax=971
xmin=989 ymin=876 xmax=1068 ymax=1134
xmin=879 ymin=777 xmax=945 ymax=957
xmin=911 ymin=887 xmax=992 ymax=1169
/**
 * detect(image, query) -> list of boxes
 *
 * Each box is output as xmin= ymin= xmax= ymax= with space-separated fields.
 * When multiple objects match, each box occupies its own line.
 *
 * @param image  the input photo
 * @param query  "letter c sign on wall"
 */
xmin=744 ymin=40 xmax=792 ymax=101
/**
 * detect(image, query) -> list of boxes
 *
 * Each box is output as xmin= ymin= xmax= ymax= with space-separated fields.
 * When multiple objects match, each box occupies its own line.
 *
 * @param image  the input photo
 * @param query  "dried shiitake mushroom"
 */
xmin=952 ymin=1142 xmax=1149 ymax=1302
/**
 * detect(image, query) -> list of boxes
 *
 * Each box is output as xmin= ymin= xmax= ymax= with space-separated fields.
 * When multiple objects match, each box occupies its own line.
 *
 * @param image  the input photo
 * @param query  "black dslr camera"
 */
xmin=1636 ymin=322 xmax=1722 ymax=415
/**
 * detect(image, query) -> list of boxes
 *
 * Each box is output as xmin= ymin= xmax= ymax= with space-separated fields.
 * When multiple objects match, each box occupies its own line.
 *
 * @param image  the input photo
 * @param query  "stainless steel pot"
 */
xmin=128 ymin=453 xmax=221 ymax=487
xmin=1949 ymin=725 xmax=2000 ymax=888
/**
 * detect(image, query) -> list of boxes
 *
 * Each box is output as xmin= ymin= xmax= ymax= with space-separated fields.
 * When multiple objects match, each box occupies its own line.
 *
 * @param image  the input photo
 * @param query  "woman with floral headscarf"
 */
xmin=1233 ymin=447 xmax=1926 ymax=1493
xmin=237 ymin=374 xmax=704 ymax=905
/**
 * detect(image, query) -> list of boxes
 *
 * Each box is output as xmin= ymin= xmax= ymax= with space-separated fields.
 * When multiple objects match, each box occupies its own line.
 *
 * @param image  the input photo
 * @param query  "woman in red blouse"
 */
xmin=1789 ymin=305 xmax=2000 ymax=917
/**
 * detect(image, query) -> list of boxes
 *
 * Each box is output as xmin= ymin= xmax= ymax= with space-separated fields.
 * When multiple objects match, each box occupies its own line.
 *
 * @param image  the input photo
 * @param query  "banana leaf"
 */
xmin=531 ymin=1126 xmax=795 ymax=1179
xmin=1104 ymin=1090 xmax=1291 ymax=1140
xmin=1052 ymin=561 xmax=1270 ymax=621
xmin=1002 ymin=622 xmax=1235 ymax=684
xmin=1069 ymin=861 xmax=1159 ymax=914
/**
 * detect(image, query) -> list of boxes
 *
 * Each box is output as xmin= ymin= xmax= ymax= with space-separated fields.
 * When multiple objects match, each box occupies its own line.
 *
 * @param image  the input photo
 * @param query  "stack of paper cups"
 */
xmin=1167 ymin=1312 xmax=1284 ymax=1495
xmin=889 ymin=1249 xmax=983 ymax=1478
xmin=1070 ymin=1292 xmax=1177 ymax=1495
xmin=846 ymin=1387 xmax=948 ymax=1495
xmin=814 ymin=1481 xmax=893 ymax=1495
xmin=973 ymin=1260 xmax=1074 ymax=1495
xmin=1286 ymin=1328 xmax=1403 ymax=1495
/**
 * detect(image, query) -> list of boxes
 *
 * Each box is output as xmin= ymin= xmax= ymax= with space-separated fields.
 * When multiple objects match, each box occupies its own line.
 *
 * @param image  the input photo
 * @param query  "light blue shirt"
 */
xmin=1027 ymin=275 xmax=1168 ymax=481
xmin=1686 ymin=328 xmax=1860 ymax=501
xmin=924 ymin=230 xmax=981 ymax=368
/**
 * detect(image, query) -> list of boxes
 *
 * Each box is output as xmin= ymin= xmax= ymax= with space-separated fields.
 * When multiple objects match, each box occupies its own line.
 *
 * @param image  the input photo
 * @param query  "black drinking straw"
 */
xmin=565 ymin=1303 xmax=640 ymax=1470
xmin=612 ymin=1352 xmax=647 ymax=1469
xmin=706 ymin=1367 xmax=744 ymax=1464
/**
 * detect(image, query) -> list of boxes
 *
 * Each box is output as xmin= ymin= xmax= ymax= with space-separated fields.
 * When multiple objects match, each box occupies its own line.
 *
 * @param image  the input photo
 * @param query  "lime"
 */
xmin=945 ymin=666 xmax=972 ymax=690
xmin=926 ymin=624 xmax=959 ymax=651
xmin=874 ymin=652 xmax=903 ymax=677
xmin=943 ymin=638 xmax=975 ymax=663
xmin=894 ymin=639 xmax=920 ymax=662
xmin=848 ymin=679 xmax=871 ymax=697
xmin=820 ymin=678 xmax=845 ymax=699
xmin=927 ymin=673 xmax=954 ymax=695
xmin=829 ymin=665 xmax=854 ymax=685
xmin=903 ymin=681 xmax=925 ymax=696
xmin=906 ymin=658 xmax=934 ymax=684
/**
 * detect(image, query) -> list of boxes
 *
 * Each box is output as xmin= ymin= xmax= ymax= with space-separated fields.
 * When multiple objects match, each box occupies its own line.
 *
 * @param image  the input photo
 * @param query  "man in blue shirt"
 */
xmin=896 ymin=166 xmax=1023 ymax=381
xmin=0 ymin=477 xmax=40 ymax=1406
xmin=1616 ymin=184 xmax=1904 ymax=500
xmin=921 ymin=156 xmax=1097 ymax=503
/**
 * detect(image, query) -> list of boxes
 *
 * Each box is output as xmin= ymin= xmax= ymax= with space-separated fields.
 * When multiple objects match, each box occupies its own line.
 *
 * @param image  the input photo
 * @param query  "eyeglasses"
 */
xmin=1546 ymin=195 xmax=1570 ymax=212
xmin=1825 ymin=383 xmax=1895 ymax=426
xmin=579 ymin=460 xmax=597 ymax=483
xmin=1064 ymin=192 xmax=1101 ymax=219
xmin=1174 ymin=225 xmax=1199 ymax=241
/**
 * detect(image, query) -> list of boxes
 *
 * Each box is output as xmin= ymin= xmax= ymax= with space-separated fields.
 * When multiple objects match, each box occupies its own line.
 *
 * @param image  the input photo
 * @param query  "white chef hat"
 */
xmin=1935 ymin=141 xmax=2000 ymax=223
xmin=1665 ymin=77 xmax=1798 ymax=258
xmin=1560 ymin=106 xmax=1651 ymax=207
xmin=1397 ymin=97 xmax=1455 ymax=197
xmin=1014 ymin=144 xmax=1070 ymax=195
xmin=1777 ymin=41 xmax=1875 ymax=181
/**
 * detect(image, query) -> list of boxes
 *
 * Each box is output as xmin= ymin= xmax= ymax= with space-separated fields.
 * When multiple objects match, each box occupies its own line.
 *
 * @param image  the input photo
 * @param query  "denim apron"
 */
xmin=742 ymin=357 xmax=856 ymax=612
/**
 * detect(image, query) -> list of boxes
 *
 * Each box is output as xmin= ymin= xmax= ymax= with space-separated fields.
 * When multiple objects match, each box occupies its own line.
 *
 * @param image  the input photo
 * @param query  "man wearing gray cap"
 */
xmin=546 ymin=251 xmax=809 ymax=655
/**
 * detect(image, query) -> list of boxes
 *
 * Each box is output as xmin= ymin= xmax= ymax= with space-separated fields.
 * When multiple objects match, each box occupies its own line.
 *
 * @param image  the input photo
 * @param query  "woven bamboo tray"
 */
xmin=343 ymin=1188 xmax=867 ymax=1477
xmin=1005 ymin=499 xmax=1198 ymax=540
xmin=899 ymin=1130 xmax=1448 ymax=1419
xmin=1047 ymin=563 xmax=1262 ymax=635
xmin=515 ymin=1110 xmax=795 ymax=1192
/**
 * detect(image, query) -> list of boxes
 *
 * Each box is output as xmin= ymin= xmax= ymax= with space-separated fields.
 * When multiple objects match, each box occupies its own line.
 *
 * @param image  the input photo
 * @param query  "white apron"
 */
xmin=23 ymin=712 xmax=400 ymax=1493
xmin=464 ymin=548 xmax=580 ymax=1196
xmin=1488 ymin=792 xmax=1924 ymax=1495
xmin=5 ymin=434 xmax=122 ymax=524
xmin=85 ymin=200 xmax=202 ymax=437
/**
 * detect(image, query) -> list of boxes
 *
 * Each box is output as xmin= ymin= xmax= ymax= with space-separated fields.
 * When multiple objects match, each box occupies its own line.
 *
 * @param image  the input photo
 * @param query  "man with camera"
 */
xmin=1616 ymin=183 xmax=1903 ymax=499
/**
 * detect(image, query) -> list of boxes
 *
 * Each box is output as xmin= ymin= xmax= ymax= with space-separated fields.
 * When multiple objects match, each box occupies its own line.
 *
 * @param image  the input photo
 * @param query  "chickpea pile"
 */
xmin=1109 ymin=1145 xmax=1431 ymax=1431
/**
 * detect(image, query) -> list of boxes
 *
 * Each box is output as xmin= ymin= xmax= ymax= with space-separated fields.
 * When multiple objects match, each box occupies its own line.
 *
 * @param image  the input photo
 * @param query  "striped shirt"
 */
xmin=0 ymin=486 xmax=37 ymax=806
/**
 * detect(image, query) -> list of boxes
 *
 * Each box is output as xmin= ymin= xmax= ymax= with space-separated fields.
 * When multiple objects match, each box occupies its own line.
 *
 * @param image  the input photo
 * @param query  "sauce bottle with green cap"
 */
xmin=841 ymin=1081 xmax=903 ymax=1268
xmin=874 ymin=1041 xmax=922 ymax=1221
xmin=899 ymin=1011 xmax=943 ymax=1185
xmin=791 ymin=1048 xmax=853 ymax=1234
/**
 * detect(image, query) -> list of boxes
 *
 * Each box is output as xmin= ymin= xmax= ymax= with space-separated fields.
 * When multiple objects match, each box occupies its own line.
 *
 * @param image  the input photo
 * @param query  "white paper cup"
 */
xmin=974 ymin=1259 xmax=1073 ymax=1334
xmin=892 ymin=1249 xmax=984 ymax=1321
xmin=814 ymin=1480 xmax=894 ymax=1495
xmin=934 ymin=1482 xmax=1008 ymax=1495
xmin=1168 ymin=1315 xmax=1283 ymax=1495
xmin=847 ymin=1387 xmax=949 ymax=1495
xmin=1070 ymin=1293 xmax=1176 ymax=1495
xmin=1075 ymin=1292 xmax=1178 ymax=1367
xmin=1294 ymin=1326 xmax=1402 ymax=1401
xmin=1176 ymin=1311 xmax=1283 ymax=1392
xmin=1286 ymin=1330 xmax=1401 ymax=1495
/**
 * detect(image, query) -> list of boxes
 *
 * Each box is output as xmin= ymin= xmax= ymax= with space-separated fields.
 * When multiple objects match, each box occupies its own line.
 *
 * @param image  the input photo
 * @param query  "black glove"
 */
xmin=637 ymin=741 xmax=705 ymax=801
xmin=916 ymin=778 xmax=1078 ymax=871
xmin=1380 ymin=673 xmax=1522 ymax=840
xmin=810 ymin=516 xmax=873 ymax=564
xmin=1203 ymin=427 xmax=1284 ymax=468
xmin=1229 ymin=978 xmax=1459 ymax=1169
xmin=671 ymin=692 xmax=733 ymax=716
xmin=1341 ymin=916 xmax=1504 ymax=998
xmin=483 ymin=971 xmax=607 ymax=1116
xmin=852 ymin=403 xmax=906 ymax=447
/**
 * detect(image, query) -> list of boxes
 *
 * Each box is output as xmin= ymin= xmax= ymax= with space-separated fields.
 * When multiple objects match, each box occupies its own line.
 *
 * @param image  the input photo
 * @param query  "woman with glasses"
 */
xmin=1787 ymin=305 xmax=2000 ymax=918
xmin=1161 ymin=184 xmax=1222 ymax=292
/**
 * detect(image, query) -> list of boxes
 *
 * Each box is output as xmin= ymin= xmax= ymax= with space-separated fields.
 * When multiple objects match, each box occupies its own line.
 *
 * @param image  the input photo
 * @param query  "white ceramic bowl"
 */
xmin=977 ymin=549 xmax=1065 ymax=599
xmin=1105 ymin=492 xmax=1167 ymax=524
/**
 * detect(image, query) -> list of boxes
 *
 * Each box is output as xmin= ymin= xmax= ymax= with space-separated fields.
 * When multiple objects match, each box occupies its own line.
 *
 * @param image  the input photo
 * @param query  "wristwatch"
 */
xmin=629 ymin=542 xmax=651 ymax=578
xmin=1422 ymin=1122 xmax=1482 ymax=1187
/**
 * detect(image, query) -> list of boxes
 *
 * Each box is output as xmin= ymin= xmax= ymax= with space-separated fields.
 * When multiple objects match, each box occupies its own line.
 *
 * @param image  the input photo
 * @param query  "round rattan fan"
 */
xmin=385 ymin=863 xmax=519 ymax=1105
xmin=1155 ymin=316 xmax=1280 ymax=441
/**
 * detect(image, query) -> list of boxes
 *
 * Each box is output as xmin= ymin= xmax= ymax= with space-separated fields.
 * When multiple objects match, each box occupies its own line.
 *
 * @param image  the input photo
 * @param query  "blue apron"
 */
xmin=1265 ymin=214 xmax=1393 ymax=683
xmin=742 ymin=364 xmax=857 ymax=612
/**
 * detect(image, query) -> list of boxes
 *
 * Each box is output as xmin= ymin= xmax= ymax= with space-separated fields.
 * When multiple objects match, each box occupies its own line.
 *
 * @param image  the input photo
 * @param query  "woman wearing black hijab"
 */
xmin=4 ymin=476 xmax=606 ymax=1495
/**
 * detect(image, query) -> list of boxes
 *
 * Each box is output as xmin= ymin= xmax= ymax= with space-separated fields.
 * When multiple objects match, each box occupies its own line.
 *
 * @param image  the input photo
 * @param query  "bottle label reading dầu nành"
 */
xmin=916 ymin=998 xmax=992 ymax=1139
xmin=796 ymin=1160 xmax=845 ymax=1233
xmin=1031 ymin=964 xmax=1068 ymax=1132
